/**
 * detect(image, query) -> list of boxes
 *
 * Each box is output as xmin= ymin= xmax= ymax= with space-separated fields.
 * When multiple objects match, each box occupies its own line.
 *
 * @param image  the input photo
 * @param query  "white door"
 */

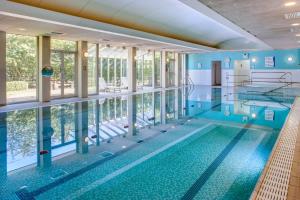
xmin=234 ymin=60 xmax=250 ymax=86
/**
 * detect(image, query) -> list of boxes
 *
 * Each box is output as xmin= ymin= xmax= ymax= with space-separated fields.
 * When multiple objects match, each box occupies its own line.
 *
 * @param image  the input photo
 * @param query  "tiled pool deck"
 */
xmin=251 ymin=97 xmax=300 ymax=200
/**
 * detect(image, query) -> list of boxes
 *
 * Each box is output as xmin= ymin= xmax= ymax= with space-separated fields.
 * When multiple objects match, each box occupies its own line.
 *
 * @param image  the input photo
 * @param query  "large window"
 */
xmin=6 ymin=34 xmax=37 ymax=103
xmin=99 ymin=46 xmax=128 ymax=92
xmin=143 ymin=53 xmax=153 ymax=87
xmin=88 ymin=44 xmax=97 ymax=94
xmin=136 ymin=50 xmax=154 ymax=89
xmin=51 ymin=39 xmax=76 ymax=98
xmin=154 ymin=52 xmax=161 ymax=87
xmin=166 ymin=52 xmax=175 ymax=87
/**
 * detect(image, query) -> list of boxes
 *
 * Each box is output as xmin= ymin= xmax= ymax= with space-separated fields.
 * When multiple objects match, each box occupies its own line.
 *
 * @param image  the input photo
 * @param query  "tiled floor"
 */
xmin=287 ymin=122 xmax=300 ymax=199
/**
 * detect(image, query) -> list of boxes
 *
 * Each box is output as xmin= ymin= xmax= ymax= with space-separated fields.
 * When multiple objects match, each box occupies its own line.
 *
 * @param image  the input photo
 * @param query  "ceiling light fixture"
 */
xmin=292 ymin=23 xmax=300 ymax=26
xmin=18 ymin=28 xmax=26 ymax=31
xmin=288 ymin=56 xmax=293 ymax=62
xmin=296 ymin=34 xmax=300 ymax=36
xmin=285 ymin=2 xmax=296 ymax=7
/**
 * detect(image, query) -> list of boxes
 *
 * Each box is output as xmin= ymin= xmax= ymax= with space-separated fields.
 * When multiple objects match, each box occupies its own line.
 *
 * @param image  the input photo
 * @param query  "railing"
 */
xmin=250 ymin=71 xmax=292 ymax=86
xmin=226 ymin=73 xmax=250 ymax=87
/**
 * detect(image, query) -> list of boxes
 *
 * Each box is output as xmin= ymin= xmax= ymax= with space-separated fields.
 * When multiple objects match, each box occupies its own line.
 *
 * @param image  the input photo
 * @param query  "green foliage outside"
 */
xmin=6 ymin=81 xmax=28 ymax=92
xmin=6 ymin=34 xmax=37 ymax=84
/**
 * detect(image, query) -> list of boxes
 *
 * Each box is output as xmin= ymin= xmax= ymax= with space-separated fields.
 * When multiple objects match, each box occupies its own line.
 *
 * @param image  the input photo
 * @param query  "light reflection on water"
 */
xmin=0 ymin=86 xmax=296 ymax=200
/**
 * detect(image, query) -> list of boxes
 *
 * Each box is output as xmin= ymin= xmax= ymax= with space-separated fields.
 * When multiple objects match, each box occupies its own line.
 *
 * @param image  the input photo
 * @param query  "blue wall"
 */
xmin=187 ymin=48 xmax=300 ymax=70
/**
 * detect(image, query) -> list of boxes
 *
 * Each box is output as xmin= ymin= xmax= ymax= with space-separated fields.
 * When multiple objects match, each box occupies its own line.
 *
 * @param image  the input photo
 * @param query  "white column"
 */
xmin=182 ymin=54 xmax=187 ymax=85
xmin=96 ymin=43 xmax=100 ymax=94
xmin=175 ymin=89 xmax=179 ymax=120
xmin=161 ymin=91 xmax=166 ymax=124
xmin=38 ymin=36 xmax=51 ymax=102
xmin=0 ymin=31 xmax=6 ymax=106
xmin=152 ymin=51 xmax=155 ymax=89
xmin=161 ymin=51 xmax=167 ymax=88
xmin=128 ymin=95 xmax=137 ymax=136
xmin=128 ymin=47 xmax=137 ymax=92
xmin=37 ymin=107 xmax=52 ymax=168
xmin=175 ymin=53 xmax=180 ymax=87
xmin=75 ymin=101 xmax=89 ymax=154
xmin=77 ymin=41 xmax=88 ymax=98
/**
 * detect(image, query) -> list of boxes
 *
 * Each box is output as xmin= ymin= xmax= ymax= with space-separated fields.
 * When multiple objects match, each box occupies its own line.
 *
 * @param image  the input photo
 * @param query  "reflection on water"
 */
xmin=1 ymin=90 xmax=187 ymax=174
xmin=0 ymin=86 xmax=295 ymax=199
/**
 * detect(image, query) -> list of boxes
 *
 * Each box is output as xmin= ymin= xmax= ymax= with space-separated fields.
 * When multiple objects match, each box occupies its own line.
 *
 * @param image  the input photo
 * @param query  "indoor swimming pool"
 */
xmin=0 ymin=86 xmax=297 ymax=200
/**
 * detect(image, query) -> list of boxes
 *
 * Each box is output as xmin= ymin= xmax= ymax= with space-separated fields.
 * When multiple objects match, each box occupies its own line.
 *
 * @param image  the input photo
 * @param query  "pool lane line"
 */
xmin=181 ymin=109 xmax=265 ymax=200
xmin=64 ymin=123 xmax=214 ymax=200
xmin=14 ymin=120 xmax=209 ymax=199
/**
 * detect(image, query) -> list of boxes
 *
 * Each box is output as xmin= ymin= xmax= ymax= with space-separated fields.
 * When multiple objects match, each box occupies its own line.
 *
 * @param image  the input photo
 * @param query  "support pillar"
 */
xmin=38 ymin=36 xmax=51 ymax=102
xmin=161 ymin=91 xmax=166 ymax=124
xmin=0 ymin=31 xmax=6 ymax=106
xmin=161 ymin=51 xmax=167 ymax=88
xmin=175 ymin=53 xmax=180 ymax=87
xmin=128 ymin=95 xmax=137 ymax=136
xmin=175 ymin=89 xmax=179 ymax=120
xmin=96 ymin=100 xmax=100 ymax=146
xmin=0 ymin=113 xmax=7 ymax=182
xmin=152 ymin=51 xmax=155 ymax=89
xmin=77 ymin=41 xmax=88 ymax=98
xmin=37 ymin=107 xmax=52 ymax=168
xmin=75 ymin=101 xmax=89 ymax=154
xmin=128 ymin=47 xmax=137 ymax=92
xmin=96 ymin=44 xmax=100 ymax=94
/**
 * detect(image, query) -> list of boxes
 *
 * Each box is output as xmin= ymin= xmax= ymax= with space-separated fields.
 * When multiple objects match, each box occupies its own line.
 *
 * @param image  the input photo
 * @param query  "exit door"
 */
xmin=212 ymin=61 xmax=221 ymax=86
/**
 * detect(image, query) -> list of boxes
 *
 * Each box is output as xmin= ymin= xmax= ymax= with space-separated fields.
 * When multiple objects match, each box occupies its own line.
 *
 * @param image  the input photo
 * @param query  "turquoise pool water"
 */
xmin=0 ymin=86 xmax=296 ymax=200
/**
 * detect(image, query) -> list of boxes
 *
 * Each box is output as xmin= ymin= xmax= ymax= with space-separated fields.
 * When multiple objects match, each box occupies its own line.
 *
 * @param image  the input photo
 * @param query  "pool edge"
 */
xmin=250 ymin=97 xmax=300 ymax=200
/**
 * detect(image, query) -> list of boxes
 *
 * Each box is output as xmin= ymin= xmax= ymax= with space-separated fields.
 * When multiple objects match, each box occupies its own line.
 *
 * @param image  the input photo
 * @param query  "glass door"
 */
xmin=51 ymin=51 xmax=76 ymax=99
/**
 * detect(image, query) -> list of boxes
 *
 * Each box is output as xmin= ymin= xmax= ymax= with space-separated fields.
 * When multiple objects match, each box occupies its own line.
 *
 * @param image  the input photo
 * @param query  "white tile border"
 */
xmin=250 ymin=97 xmax=300 ymax=200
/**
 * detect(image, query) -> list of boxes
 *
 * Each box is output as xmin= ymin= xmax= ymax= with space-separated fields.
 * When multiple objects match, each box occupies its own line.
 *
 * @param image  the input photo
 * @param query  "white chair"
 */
xmin=99 ymin=77 xmax=108 ymax=92
xmin=121 ymin=77 xmax=128 ymax=89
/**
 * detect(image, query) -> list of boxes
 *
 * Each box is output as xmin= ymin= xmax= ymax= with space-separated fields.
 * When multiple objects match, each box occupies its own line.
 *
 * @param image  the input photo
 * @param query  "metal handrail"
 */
xmin=226 ymin=73 xmax=250 ymax=87
xmin=250 ymin=71 xmax=292 ymax=85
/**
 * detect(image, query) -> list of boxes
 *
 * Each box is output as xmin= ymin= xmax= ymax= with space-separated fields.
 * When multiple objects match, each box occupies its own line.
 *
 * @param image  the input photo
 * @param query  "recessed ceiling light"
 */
xmin=296 ymin=34 xmax=300 ymax=36
xmin=292 ymin=23 xmax=300 ymax=26
xmin=285 ymin=2 xmax=296 ymax=7
xmin=18 ymin=28 xmax=26 ymax=31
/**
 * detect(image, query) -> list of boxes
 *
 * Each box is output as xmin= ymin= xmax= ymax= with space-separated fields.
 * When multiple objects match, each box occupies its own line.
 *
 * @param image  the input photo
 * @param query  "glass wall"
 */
xmin=88 ymin=44 xmax=97 ymax=94
xmin=136 ymin=50 xmax=154 ymax=89
xmin=51 ymin=39 xmax=77 ymax=98
xmin=154 ymin=52 xmax=161 ymax=87
xmin=6 ymin=34 xmax=37 ymax=103
xmin=166 ymin=52 xmax=175 ymax=87
xmin=144 ymin=53 xmax=153 ymax=87
xmin=99 ymin=46 xmax=127 ymax=93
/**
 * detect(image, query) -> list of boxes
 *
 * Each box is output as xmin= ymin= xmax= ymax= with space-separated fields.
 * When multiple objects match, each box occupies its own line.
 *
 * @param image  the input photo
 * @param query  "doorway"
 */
xmin=51 ymin=50 xmax=76 ymax=99
xmin=211 ymin=61 xmax=222 ymax=86
xmin=234 ymin=60 xmax=250 ymax=86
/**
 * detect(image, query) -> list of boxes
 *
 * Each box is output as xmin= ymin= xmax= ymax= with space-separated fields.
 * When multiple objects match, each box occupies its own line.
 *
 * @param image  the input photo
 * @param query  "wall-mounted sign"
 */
xmin=265 ymin=56 xmax=275 ymax=67
xmin=265 ymin=110 xmax=274 ymax=121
